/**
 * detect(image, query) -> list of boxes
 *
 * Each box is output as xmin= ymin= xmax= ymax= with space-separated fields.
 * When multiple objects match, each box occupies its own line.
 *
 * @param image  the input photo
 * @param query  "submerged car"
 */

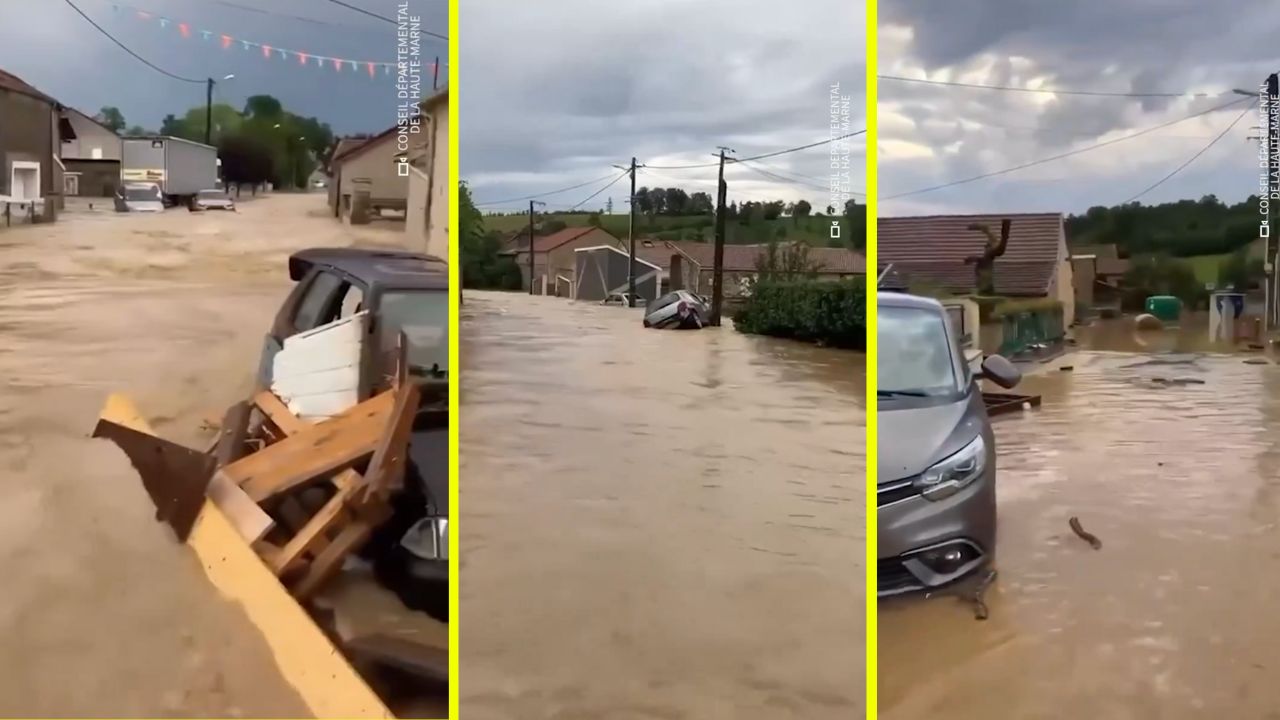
xmin=878 ymin=291 xmax=1020 ymax=597
xmin=601 ymin=292 xmax=646 ymax=307
xmin=191 ymin=189 xmax=236 ymax=211
xmin=114 ymin=182 xmax=164 ymax=213
xmin=642 ymin=290 xmax=707 ymax=329
xmin=256 ymin=247 xmax=449 ymax=619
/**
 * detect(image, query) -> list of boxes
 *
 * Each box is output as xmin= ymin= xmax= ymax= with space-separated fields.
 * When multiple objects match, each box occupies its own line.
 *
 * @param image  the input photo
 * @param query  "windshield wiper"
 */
xmin=877 ymin=389 xmax=929 ymax=397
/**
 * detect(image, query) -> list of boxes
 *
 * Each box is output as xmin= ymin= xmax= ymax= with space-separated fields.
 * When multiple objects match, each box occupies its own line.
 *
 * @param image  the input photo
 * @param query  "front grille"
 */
xmin=878 ymin=558 xmax=921 ymax=593
xmin=877 ymin=478 xmax=920 ymax=507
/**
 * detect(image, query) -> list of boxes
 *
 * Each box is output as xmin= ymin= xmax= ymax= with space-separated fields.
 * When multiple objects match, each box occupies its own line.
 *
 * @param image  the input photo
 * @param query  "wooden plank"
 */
xmin=253 ymin=390 xmax=310 ymax=436
xmin=289 ymin=391 xmax=363 ymax=422
xmin=207 ymin=470 xmax=275 ymax=543
xmin=362 ymin=382 xmax=420 ymax=502
xmin=226 ymin=390 xmax=394 ymax=503
xmin=290 ymin=519 xmax=374 ymax=601
xmin=269 ymin=482 xmax=357 ymax=576
xmin=97 ymin=393 xmax=391 ymax=718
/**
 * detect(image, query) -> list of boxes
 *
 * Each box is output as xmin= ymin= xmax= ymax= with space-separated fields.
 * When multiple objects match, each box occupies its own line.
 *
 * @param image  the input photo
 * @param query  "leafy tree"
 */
xmin=243 ymin=95 xmax=284 ymax=119
xmin=96 ymin=106 xmax=126 ymax=132
xmin=689 ymin=191 xmax=714 ymax=214
xmin=460 ymin=182 xmax=522 ymax=290
xmin=124 ymin=125 xmax=148 ymax=135
xmin=218 ymin=132 xmax=274 ymax=195
xmin=793 ymin=199 xmax=812 ymax=225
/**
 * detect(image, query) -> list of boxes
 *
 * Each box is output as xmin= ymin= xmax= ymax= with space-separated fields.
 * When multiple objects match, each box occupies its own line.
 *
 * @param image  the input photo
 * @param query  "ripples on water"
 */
xmin=881 ymin=350 xmax=1280 ymax=718
xmin=460 ymin=292 xmax=865 ymax=719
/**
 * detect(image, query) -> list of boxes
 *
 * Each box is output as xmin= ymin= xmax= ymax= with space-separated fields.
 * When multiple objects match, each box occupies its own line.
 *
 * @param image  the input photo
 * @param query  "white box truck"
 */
xmin=121 ymin=136 xmax=218 ymax=207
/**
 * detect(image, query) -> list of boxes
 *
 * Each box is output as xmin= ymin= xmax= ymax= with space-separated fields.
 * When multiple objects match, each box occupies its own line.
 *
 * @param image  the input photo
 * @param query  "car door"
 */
xmin=255 ymin=268 xmax=349 ymax=388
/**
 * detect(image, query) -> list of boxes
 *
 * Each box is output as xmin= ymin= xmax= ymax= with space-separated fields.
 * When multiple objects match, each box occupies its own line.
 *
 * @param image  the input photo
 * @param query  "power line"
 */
xmin=473 ymin=172 xmax=623 ymax=206
xmin=646 ymin=130 xmax=865 ymax=169
xmin=1124 ymin=100 xmax=1256 ymax=203
xmin=192 ymin=0 xmax=382 ymax=31
xmin=732 ymin=158 xmax=867 ymax=197
xmin=62 ymin=0 xmax=203 ymax=83
xmin=879 ymin=74 xmax=1215 ymax=98
xmin=883 ymin=96 xmax=1251 ymax=201
xmin=322 ymin=0 xmax=448 ymax=41
xmin=567 ymin=170 xmax=630 ymax=211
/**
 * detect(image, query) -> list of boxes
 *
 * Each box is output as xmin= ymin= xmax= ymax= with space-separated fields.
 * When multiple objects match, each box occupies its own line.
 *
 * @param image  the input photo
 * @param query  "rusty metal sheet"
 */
xmin=92 ymin=419 xmax=216 ymax=542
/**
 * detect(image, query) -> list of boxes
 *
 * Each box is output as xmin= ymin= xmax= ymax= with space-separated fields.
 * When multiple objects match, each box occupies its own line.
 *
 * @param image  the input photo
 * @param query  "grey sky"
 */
xmin=880 ymin=0 xmax=1276 ymax=217
xmin=0 ymin=0 xmax=446 ymax=135
xmin=460 ymin=0 xmax=865 ymax=213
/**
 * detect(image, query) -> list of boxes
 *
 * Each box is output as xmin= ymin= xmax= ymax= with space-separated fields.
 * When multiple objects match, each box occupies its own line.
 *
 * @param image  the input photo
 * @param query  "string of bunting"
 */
xmin=109 ymin=2 xmax=442 ymax=79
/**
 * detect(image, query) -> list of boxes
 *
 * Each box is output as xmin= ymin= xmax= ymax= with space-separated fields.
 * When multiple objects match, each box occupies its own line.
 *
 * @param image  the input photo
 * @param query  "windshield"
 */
xmin=381 ymin=290 xmax=448 ymax=376
xmin=124 ymin=187 xmax=160 ymax=201
xmin=878 ymin=305 xmax=959 ymax=397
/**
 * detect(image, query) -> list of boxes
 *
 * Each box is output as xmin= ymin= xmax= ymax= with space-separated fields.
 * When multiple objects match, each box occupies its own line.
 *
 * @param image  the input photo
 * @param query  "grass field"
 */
xmin=1184 ymin=253 xmax=1232 ymax=284
xmin=482 ymin=212 xmax=853 ymax=247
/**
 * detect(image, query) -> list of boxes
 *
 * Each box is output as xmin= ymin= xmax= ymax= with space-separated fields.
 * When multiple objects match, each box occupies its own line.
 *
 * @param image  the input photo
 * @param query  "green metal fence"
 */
xmin=997 ymin=307 xmax=1065 ymax=356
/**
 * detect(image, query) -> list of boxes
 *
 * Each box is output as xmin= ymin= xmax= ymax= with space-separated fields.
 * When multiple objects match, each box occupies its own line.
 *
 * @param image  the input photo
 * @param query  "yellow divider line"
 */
xmin=864 ymin=0 xmax=880 ymax=716
xmin=100 ymin=393 xmax=391 ymax=719
xmin=446 ymin=1 xmax=461 ymax=717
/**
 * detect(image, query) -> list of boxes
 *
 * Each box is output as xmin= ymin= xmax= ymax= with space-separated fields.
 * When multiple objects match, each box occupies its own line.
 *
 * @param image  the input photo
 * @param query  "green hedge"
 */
xmin=732 ymin=278 xmax=865 ymax=349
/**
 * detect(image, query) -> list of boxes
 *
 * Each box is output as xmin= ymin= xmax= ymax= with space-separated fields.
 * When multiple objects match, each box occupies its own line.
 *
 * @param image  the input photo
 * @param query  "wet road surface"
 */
xmin=0 ymin=196 xmax=419 ymax=716
xmin=880 ymin=349 xmax=1280 ymax=718
xmin=459 ymin=292 xmax=864 ymax=719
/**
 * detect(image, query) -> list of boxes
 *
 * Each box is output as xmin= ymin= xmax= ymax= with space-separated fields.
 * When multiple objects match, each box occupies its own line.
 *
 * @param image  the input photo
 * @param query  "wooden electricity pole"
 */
xmin=528 ymin=200 xmax=537 ymax=295
xmin=627 ymin=156 xmax=637 ymax=307
xmin=710 ymin=147 xmax=731 ymax=326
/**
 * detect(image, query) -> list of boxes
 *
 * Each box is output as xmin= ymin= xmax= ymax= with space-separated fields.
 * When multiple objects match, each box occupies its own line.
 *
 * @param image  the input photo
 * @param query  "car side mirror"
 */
xmin=978 ymin=354 xmax=1021 ymax=389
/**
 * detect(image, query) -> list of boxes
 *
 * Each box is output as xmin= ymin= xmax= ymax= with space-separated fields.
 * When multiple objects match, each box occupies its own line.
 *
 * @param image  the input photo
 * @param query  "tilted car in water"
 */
xmin=878 ymin=291 xmax=1020 ymax=597
xmin=642 ymin=290 xmax=708 ymax=329
xmin=256 ymin=247 xmax=449 ymax=619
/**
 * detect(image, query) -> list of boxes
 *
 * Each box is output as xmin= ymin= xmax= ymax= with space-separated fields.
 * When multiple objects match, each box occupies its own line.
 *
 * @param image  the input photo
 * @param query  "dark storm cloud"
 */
xmin=460 ymin=0 xmax=865 ymax=211
xmin=0 ymin=0 xmax=446 ymax=135
xmin=880 ymin=0 xmax=1273 ymax=215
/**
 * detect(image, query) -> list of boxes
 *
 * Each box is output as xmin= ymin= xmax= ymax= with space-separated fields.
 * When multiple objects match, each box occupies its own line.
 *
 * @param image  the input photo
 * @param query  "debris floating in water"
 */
xmin=1069 ymin=516 xmax=1103 ymax=550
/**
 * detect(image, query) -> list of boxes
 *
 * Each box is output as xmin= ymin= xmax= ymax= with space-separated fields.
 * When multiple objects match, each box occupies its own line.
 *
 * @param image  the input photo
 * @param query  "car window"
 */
xmin=878 ymin=305 xmax=958 ymax=397
xmin=380 ymin=290 xmax=448 ymax=375
xmin=651 ymin=292 xmax=680 ymax=310
xmin=338 ymin=283 xmax=365 ymax=319
xmin=293 ymin=272 xmax=345 ymax=331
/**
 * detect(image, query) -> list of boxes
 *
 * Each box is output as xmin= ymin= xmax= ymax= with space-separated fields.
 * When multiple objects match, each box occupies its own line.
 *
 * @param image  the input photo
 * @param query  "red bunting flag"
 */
xmin=262 ymin=45 xmax=271 ymax=59
xmin=297 ymin=52 xmax=308 ymax=65
xmin=366 ymin=62 xmax=375 ymax=78
xmin=137 ymin=11 xmax=149 ymax=19
xmin=332 ymin=58 xmax=342 ymax=71
xmin=220 ymin=34 xmax=232 ymax=49
xmin=178 ymin=22 xmax=189 ymax=38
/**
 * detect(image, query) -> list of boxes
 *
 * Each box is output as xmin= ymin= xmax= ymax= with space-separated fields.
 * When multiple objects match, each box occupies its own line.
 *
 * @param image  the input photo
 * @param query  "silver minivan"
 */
xmin=878 ymin=292 xmax=1020 ymax=596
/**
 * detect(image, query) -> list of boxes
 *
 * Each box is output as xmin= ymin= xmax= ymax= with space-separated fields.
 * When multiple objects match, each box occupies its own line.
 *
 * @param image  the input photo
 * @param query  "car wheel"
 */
xmin=643 ymin=318 xmax=652 ymax=327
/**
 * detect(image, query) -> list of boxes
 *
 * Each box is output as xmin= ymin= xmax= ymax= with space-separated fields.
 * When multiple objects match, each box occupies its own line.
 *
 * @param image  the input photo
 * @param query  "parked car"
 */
xmin=877 ymin=291 xmax=1020 ymax=597
xmin=191 ymin=189 xmax=236 ymax=212
xmin=114 ymin=182 xmax=165 ymax=213
xmin=601 ymin=292 xmax=645 ymax=307
xmin=642 ymin=290 xmax=708 ymax=329
xmin=256 ymin=247 xmax=449 ymax=620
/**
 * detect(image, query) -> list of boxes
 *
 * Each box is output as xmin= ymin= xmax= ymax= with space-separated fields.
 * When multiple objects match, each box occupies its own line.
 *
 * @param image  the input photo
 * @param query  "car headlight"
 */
xmin=914 ymin=435 xmax=986 ymax=501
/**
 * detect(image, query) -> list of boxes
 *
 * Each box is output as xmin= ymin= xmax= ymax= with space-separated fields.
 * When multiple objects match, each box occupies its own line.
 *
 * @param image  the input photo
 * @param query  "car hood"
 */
xmin=878 ymin=399 xmax=975 ymax=481
xmin=125 ymin=201 xmax=164 ymax=212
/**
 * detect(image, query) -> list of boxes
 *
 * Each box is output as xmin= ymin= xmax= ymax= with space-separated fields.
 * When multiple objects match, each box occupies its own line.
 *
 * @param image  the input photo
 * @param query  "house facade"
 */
xmin=879 ymin=212 xmax=1076 ymax=326
xmin=60 ymin=107 xmax=121 ymax=198
xmin=0 ymin=69 xmax=61 ymax=219
xmin=405 ymin=87 xmax=448 ymax=260
xmin=507 ymin=226 xmax=620 ymax=294
xmin=625 ymin=239 xmax=865 ymax=297
xmin=328 ymin=129 xmax=407 ymax=222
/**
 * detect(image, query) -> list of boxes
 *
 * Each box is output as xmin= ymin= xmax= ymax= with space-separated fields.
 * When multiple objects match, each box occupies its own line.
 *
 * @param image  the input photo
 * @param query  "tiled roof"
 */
xmin=674 ymin=242 xmax=864 ymax=274
xmin=517 ymin=226 xmax=611 ymax=253
xmin=878 ymin=213 xmax=1064 ymax=295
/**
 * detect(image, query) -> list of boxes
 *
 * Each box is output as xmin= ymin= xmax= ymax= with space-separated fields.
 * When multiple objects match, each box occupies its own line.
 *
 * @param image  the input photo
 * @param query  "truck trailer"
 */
xmin=121 ymin=136 xmax=218 ymax=207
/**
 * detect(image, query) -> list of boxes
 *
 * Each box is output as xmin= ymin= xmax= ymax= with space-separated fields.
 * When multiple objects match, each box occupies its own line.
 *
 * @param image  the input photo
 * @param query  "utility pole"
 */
xmin=528 ymin=200 xmax=538 ymax=295
xmin=205 ymin=77 xmax=214 ymax=145
xmin=627 ymin=156 xmax=637 ymax=307
xmin=710 ymin=146 xmax=732 ymax=326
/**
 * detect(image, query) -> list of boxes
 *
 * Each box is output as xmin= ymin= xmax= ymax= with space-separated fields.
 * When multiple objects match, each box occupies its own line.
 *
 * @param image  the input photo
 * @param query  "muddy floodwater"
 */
xmin=0 ymin=196 xmax=413 ymax=716
xmin=880 ymin=348 xmax=1280 ymax=718
xmin=460 ymin=293 xmax=865 ymax=719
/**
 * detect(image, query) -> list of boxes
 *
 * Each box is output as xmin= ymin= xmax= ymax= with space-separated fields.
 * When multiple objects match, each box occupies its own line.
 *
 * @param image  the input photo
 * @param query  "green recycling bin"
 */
xmin=1144 ymin=295 xmax=1181 ymax=323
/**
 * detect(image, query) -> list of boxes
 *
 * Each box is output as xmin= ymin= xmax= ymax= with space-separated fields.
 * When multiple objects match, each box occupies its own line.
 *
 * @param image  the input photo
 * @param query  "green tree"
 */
xmin=793 ymin=199 xmax=812 ymax=226
xmin=96 ymin=106 xmax=126 ymax=132
xmin=460 ymin=182 xmax=522 ymax=290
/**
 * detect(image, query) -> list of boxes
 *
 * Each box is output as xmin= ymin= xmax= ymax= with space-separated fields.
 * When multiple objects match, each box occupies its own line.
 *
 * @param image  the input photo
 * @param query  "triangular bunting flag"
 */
xmin=332 ymin=57 xmax=342 ymax=71
xmin=241 ymin=40 xmax=250 ymax=50
xmin=158 ymin=18 xmax=168 ymax=28
xmin=201 ymin=30 xmax=211 ymax=40
xmin=220 ymin=34 xmax=232 ymax=49
xmin=297 ymin=52 xmax=308 ymax=65
xmin=263 ymin=45 xmax=272 ymax=59
xmin=178 ymin=22 xmax=189 ymax=38
xmin=366 ymin=62 xmax=375 ymax=78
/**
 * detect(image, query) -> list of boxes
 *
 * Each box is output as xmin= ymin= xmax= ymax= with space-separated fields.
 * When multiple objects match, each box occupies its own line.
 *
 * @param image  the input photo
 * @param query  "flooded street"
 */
xmin=880 ymin=348 xmax=1280 ymax=718
xmin=459 ymin=293 xmax=865 ymax=719
xmin=0 ymin=195 xmax=410 ymax=716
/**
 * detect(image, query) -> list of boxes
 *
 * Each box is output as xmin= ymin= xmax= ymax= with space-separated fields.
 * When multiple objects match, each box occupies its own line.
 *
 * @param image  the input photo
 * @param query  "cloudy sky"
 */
xmin=0 ymin=0 xmax=446 ymax=134
xmin=880 ymin=0 xmax=1277 ymax=218
xmin=460 ymin=0 xmax=865 ymax=213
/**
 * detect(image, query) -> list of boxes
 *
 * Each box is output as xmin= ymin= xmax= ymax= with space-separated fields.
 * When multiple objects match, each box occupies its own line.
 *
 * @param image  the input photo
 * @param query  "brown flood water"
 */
xmin=880 ymin=344 xmax=1280 ymax=718
xmin=459 ymin=292 xmax=865 ymax=719
xmin=0 ymin=196 xmax=414 ymax=716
